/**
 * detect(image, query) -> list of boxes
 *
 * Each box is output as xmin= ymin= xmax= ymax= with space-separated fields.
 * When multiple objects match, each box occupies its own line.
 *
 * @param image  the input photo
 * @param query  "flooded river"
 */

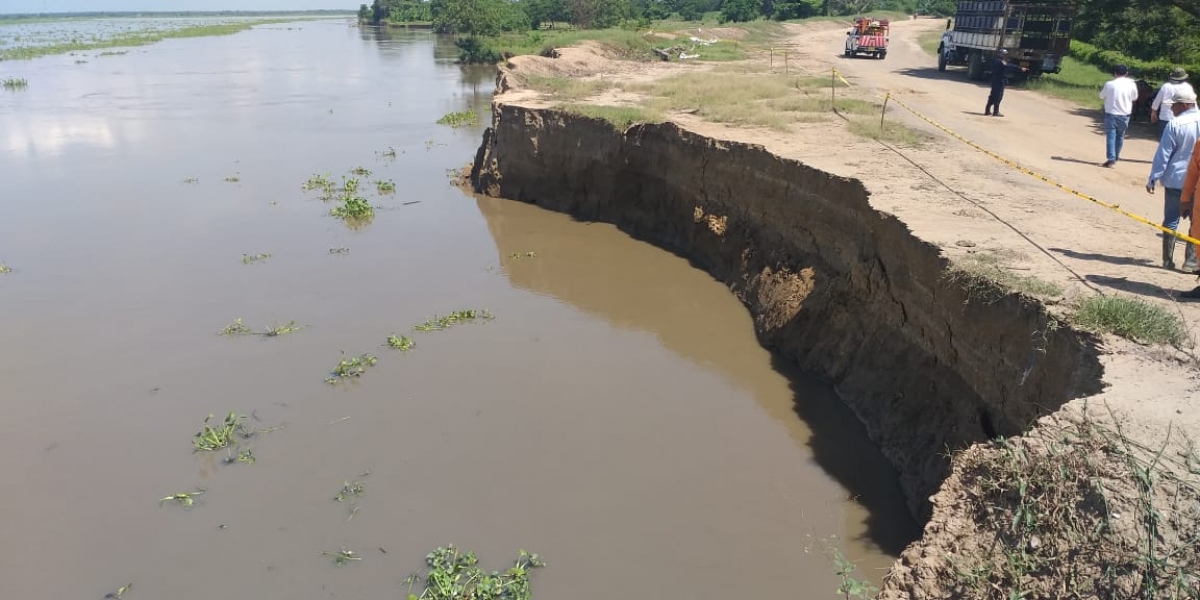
xmin=0 ymin=19 xmax=915 ymax=599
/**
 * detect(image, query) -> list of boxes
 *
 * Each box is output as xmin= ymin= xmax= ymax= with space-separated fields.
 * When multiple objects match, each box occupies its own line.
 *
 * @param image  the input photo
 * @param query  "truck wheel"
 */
xmin=879 ymin=51 xmax=887 ymax=60
xmin=937 ymin=49 xmax=947 ymax=71
xmin=967 ymin=51 xmax=983 ymax=81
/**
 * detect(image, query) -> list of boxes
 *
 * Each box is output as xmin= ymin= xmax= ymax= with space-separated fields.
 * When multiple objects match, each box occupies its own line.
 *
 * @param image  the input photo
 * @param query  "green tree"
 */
xmin=359 ymin=3 xmax=372 ymax=21
xmin=669 ymin=0 xmax=707 ymax=20
xmin=570 ymin=0 xmax=630 ymax=28
xmin=526 ymin=0 xmax=571 ymax=28
xmin=719 ymin=0 xmax=762 ymax=22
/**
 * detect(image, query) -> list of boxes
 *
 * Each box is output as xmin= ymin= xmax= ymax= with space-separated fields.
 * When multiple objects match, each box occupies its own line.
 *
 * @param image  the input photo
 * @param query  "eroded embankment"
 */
xmin=470 ymin=104 xmax=1105 ymax=519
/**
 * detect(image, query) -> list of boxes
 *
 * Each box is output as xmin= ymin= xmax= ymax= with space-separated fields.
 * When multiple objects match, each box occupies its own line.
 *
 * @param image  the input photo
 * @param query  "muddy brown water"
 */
xmin=0 ymin=19 xmax=916 ymax=599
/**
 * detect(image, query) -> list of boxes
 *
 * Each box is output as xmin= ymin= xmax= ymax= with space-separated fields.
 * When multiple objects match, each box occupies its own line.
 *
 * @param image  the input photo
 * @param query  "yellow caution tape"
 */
xmin=830 ymin=68 xmax=1200 ymax=246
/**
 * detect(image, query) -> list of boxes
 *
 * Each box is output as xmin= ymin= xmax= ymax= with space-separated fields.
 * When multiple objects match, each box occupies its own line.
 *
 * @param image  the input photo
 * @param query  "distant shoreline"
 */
xmin=0 ymin=11 xmax=353 ymax=21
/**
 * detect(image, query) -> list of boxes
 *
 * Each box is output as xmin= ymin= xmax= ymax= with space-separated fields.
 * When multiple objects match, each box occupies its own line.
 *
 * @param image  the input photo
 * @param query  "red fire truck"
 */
xmin=844 ymin=17 xmax=890 ymax=59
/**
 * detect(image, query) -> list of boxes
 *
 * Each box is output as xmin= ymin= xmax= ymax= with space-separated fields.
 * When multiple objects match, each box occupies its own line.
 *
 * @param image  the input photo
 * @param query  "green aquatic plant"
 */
xmin=376 ymin=179 xmax=397 ymax=194
xmin=263 ymin=321 xmax=304 ymax=337
xmin=98 ymin=50 xmax=128 ymax=56
xmin=331 ymin=194 xmax=374 ymax=221
xmin=223 ymin=448 xmax=256 ymax=465
xmin=241 ymin=252 xmax=271 ymax=265
xmin=303 ymin=173 xmax=336 ymax=196
xmin=335 ymin=480 xmax=365 ymax=502
xmin=378 ymin=146 xmax=398 ymax=159
xmin=323 ymin=548 xmax=363 ymax=566
xmin=403 ymin=545 xmax=544 ymax=600
xmin=192 ymin=411 xmax=251 ymax=451
xmin=414 ymin=310 xmax=494 ymax=332
xmin=75 ymin=59 xmax=88 ymax=64
xmin=2 ymin=77 xmax=28 ymax=90
xmin=223 ymin=174 xmax=240 ymax=183
xmin=159 ymin=490 xmax=205 ymax=509
xmin=220 ymin=319 xmax=252 ymax=336
xmin=342 ymin=176 xmax=361 ymax=195
xmin=183 ymin=177 xmax=199 ymax=184
xmin=387 ymin=334 xmax=416 ymax=351
xmin=326 ymin=353 xmax=379 ymax=384
xmin=329 ymin=247 xmax=350 ymax=255
xmin=0 ymin=263 xmax=12 ymax=274
xmin=104 ymin=583 xmax=132 ymax=600
xmin=436 ymin=110 xmax=479 ymax=128
xmin=351 ymin=166 xmax=372 ymax=177
xmin=509 ymin=251 xmax=537 ymax=260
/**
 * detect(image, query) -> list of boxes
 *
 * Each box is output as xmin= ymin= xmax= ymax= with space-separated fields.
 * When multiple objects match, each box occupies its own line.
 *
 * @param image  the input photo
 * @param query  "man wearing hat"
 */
xmin=1150 ymin=68 xmax=1194 ymax=136
xmin=1100 ymin=65 xmax=1139 ymax=167
xmin=1146 ymin=87 xmax=1200 ymax=271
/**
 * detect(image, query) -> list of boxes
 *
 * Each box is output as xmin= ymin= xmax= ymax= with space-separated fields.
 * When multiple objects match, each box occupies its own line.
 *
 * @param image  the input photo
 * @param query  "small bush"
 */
xmin=1074 ymin=295 xmax=1188 ymax=346
xmin=456 ymin=36 xmax=503 ymax=64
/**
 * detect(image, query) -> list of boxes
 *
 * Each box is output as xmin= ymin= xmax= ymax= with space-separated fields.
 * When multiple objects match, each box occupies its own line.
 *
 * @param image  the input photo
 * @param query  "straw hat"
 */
xmin=1170 ymin=67 xmax=1189 ymax=82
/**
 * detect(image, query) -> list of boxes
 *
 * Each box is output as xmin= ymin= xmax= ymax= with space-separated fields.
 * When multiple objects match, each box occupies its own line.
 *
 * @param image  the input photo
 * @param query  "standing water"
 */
xmin=0 ymin=19 xmax=915 ymax=599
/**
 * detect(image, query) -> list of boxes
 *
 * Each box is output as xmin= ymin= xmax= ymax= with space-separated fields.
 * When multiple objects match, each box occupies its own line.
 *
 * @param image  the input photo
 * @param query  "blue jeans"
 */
xmin=1165 ymin=187 xmax=1183 ymax=231
xmin=1105 ymin=113 xmax=1131 ymax=162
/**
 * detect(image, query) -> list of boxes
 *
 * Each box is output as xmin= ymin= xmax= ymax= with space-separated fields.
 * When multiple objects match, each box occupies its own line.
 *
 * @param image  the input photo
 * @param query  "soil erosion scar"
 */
xmin=470 ymin=104 xmax=1105 ymax=517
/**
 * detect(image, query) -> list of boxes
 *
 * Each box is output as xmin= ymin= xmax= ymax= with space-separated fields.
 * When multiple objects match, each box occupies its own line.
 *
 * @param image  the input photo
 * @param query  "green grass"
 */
xmin=847 ymin=117 xmax=932 ymax=146
xmin=1025 ymin=57 xmax=1108 ymax=109
xmin=484 ymin=21 xmax=782 ymax=63
xmin=0 ymin=20 xmax=299 ymax=61
xmin=918 ymin=29 xmax=942 ymax=57
xmin=555 ymin=103 xmax=663 ymax=129
xmin=2 ymin=77 xmax=28 ymax=90
xmin=436 ymin=110 xmax=479 ymax=128
xmin=514 ymin=74 xmax=614 ymax=100
xmin=1073 ymin=295 xmax=1188 ymax=346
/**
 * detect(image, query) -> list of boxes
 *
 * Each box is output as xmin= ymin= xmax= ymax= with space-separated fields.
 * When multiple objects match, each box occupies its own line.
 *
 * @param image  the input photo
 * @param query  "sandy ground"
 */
xmin=498 ymin=20 xmax=1200 ymax=463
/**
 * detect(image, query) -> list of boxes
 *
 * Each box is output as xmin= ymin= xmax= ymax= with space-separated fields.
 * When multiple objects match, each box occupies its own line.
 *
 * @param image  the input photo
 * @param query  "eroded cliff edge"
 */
xmin=471 ymin=105 xmax=1104 ymax=519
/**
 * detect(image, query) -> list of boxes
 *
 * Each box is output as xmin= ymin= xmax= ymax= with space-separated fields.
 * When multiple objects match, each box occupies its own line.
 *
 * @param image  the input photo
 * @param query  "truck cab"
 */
xmin=844 ymin=17 xmax=890 ymax=60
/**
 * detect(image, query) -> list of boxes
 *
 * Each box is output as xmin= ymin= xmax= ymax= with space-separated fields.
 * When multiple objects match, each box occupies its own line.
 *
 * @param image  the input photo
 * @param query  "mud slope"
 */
xmin=471 ymin=105 xmax=1104 ymax=517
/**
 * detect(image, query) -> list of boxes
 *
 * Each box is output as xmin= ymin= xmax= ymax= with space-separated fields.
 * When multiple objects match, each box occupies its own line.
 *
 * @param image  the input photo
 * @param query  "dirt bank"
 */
xmin=471 ymin=104 xmax=1103 ymax=517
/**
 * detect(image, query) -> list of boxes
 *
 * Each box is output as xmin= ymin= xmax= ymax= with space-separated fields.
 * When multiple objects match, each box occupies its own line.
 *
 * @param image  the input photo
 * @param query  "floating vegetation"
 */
xmin=183 ymin=177 xmax=199 ymax=184
xmin=98 ymin=50 xmax=129 ymax=56
xmin=404 ymin=545 xmax=544 ymax=600
xmin=326 ymin=353 xmax=378 ymax=384
xmin=302 ymin=173 xmax=336 ymax=196
xmin=335 ymin=480 xmax=365 ymax=502
xmin=350 ymin=166 xmax=372 ymax=177
xmin=331 ymin=195 xmax=374 ymax=221
xmin=376 ymin=179 xmax=397 ymax=194
xmin=223 ymin=448 xmax=256 ymax=465
xmin=436 ymin=110 xmax=479 ymax=128
xmin=104 ymin=583 xmax=132 ymax=600
xmin=263 ymin=321 xmax=305 ymax=337
xmin=377 ymin=146 xmax=398 ymax=159
xmin=219 ymin=318 xmax=304 ymax=337
xmin=241 ymin=252 xmax=272 ymax=265
xmin=0 ymin=263 xmax=12 ymax=274
xmin=223 ymin=174 xmax=241 ymax=183
xmin=159 ymin=490 xmax=205 ymax=509
xmin=2 ymin=77 xmax=28 ymax=90
xmin=387 ymin=334 xmax=416 ymax=351
xmin=329 ymin=247 xmax=350 ymax=255
xmin=414 ymin=309 xmax=494 ymax=332
xmin=322 ymin=548 xmax=362 ymax=566
xmin=220 ymin=319 xmax=252 ymax=336
xmin=75 ymin=59 xmax=88 ymax=64
xmin=509 ymin=251 xmax=537 ymax=260
xmin=192 ymin=411 xmax=251 ymax=451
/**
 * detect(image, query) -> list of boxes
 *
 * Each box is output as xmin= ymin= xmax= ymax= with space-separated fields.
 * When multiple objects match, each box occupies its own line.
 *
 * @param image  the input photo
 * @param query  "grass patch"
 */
xmin=484 ymin=22 xmax=782 ymax=63
xmin=947 ymin=251 xmax=1064 ymax=301
xmin=436 ymin=110 xmax=479 ymax=128
xmin=918 ymin=29 xmax=942 ymax=57
xmin=1074 ymin=295 xmax=1188 ymax=346
xmin=555 ymin=103 xmax=662 ymax=129
xmin=1024 ymin=57 xmax=1107 ymax=109
xmin=847 ymin=117 xmax=931 ymax=146
xmin=0 ymin=20 xmax=297 ymax=61
xmin=947 ymin=416 xmax=1200 ymax=599
xmin=403 ymin=545 xmax=544 ymax=600
xmin=629 ymin=71 xmax=865 ymax=131
xmin=514 ymin=74 xmax=613 ymax=100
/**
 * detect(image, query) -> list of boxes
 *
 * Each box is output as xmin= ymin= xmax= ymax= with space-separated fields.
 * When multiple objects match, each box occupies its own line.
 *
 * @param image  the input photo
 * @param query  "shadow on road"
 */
xmin=896 ymin=66 xmax=989 ymax=86
xmin=1067 ymin=107 xmax=1161 ymax=142
xmin=1050 ymin=247 xmax=1157 ymax=268
xmin=1084 ymin=273 xmax=1182 ymax=299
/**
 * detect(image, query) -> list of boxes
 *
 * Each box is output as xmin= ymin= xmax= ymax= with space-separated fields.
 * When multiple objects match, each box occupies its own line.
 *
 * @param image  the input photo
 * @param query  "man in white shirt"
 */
xmin=1099 ymin=64 xmax=1139 ymax=167
xmin=1150 ymin=68 xmax=1194 ymax=136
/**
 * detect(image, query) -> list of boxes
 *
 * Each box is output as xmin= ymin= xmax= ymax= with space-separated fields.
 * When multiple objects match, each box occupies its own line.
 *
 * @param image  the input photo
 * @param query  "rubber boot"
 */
xmin=1184 ymin=243 xmax=1198 ymax=273
xmin=1163 ymin=234 xmax=1178 ymax=269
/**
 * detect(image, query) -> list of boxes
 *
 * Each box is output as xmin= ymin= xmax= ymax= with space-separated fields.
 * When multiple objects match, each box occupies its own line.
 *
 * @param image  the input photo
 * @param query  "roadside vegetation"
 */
xmin=1074 ymin=294 xmax=1188 ymax=346
xmin=947 ymin=250 xmax=1064 ymax=302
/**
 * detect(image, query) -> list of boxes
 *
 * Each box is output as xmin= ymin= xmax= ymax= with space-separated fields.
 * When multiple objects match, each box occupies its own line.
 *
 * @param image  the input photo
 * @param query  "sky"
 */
xmin=0 ymin=1 xmax=348 ymax=13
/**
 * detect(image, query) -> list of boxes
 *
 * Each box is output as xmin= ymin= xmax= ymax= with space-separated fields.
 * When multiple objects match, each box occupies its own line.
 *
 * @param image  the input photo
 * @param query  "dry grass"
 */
xmin=555 ymin=103 xmax=663 ymax=130
xmin=513 ymin=74 xmax=614 ymax=101
xmin=947 ymin=251 xmax=1064 ymax=301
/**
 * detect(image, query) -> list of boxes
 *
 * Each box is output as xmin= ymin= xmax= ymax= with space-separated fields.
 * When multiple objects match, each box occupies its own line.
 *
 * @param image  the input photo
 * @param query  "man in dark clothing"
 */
xmin=985 ymin=49 xmax=1009 ymax=117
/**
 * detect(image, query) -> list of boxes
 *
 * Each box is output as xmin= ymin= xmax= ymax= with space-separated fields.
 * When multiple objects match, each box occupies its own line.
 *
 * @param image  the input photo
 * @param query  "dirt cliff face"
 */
xmin=471 ymin=105 xmax=1104 ymax=518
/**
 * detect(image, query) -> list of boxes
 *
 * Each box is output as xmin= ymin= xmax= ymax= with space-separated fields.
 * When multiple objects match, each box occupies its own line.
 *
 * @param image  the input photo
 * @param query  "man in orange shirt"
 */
xmin=1179 ymin=137 xmax=1200 ymax=297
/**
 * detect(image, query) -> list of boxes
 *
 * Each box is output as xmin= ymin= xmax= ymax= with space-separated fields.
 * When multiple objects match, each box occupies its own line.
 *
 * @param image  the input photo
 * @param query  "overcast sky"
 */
xmin=1 ymin=1 xmax=348 ymax=13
